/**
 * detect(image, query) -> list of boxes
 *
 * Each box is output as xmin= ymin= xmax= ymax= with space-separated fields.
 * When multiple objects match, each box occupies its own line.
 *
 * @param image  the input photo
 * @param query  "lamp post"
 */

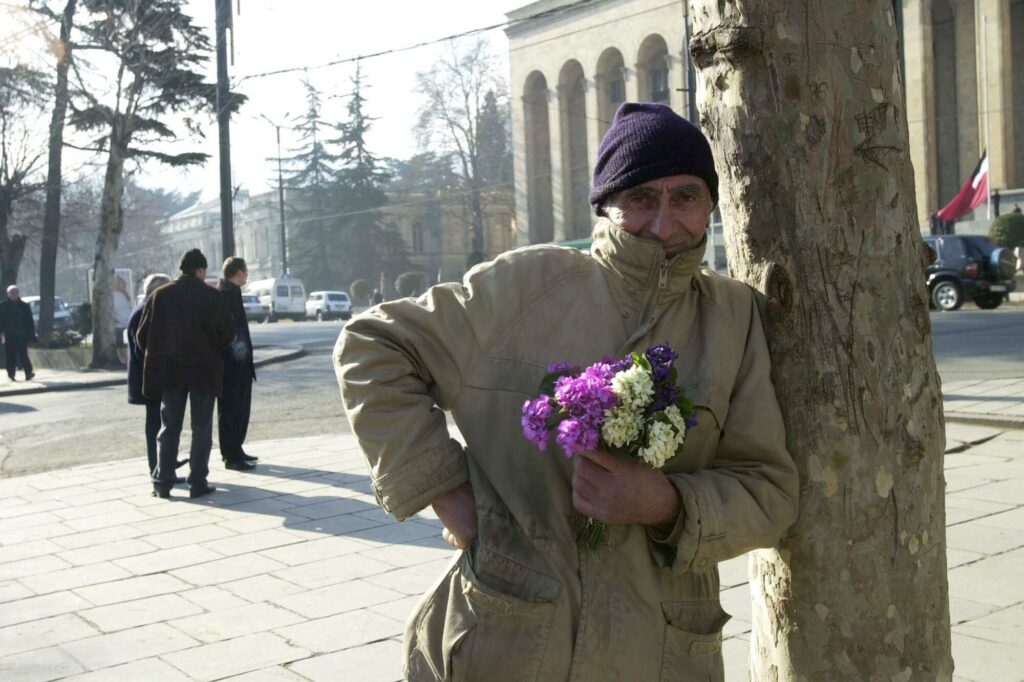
xmin=259 ymin=113 xmax=289 ymax=274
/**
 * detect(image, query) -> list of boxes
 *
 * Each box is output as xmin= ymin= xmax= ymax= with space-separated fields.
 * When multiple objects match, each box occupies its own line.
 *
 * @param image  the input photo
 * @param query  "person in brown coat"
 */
xmin=136 ymin=249 xmax=234 ymax=499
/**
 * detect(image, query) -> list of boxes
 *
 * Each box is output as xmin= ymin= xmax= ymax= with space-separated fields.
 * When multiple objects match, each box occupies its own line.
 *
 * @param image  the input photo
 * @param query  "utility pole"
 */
xmin=215 ymin=0 xmax=235 ymax=258
xmin=259 ymin=113 xmax=289 ymax=274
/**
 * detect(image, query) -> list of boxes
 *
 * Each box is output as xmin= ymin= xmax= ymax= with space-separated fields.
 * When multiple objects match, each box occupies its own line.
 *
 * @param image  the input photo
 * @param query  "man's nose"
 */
xmin=648 ymin=194 xmax=676 ymax=241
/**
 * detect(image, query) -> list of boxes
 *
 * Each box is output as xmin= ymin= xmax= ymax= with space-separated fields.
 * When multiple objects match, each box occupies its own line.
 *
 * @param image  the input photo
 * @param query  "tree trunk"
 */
xmin=0 ymin=188 xmax=25 ymax=289
xmin=687 ymin=1 xmax=952 ymax=679
xmin=37 ymin=0 xmax=77 ymax=341
xmin=90 ymin=133 xmax=126 ymax=368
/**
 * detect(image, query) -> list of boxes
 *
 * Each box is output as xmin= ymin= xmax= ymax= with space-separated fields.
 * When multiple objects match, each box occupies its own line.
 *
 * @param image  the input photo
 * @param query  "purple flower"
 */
xmin=646 ymin=343 xmax=677 ymax=367
xmin=649 ymin=383 xmax=681 ymax=414
xmin=556 ymin=418 xmax=599 ymax=457
xmin=554 ymin=363 xmax=618 ymax=422
xmin=546 ymin=362 xmax=578 ymax=375
xmin=603 ymin=355 xmax=633 ymax=374
xmin=521 ymin=397 xmax=554 ymax=450
xmin=685 ymin=416 xmax=698 ymax=430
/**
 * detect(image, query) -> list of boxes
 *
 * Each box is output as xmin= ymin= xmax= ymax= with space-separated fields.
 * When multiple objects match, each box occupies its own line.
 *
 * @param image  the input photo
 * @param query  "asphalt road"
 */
xmin=1 ymin=309 xmax=1022 ymax=477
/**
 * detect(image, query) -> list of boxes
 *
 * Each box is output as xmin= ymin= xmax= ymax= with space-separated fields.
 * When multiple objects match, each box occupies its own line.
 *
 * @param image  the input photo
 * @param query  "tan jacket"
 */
xmin=335 ymin=219 xmax=799 ymax=681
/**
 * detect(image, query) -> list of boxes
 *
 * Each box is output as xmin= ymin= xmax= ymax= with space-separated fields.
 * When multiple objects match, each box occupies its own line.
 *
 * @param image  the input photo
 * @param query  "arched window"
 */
xmin=596 ymin=47 xmax=626 ymax=139
xmin=412 ymin=222 xmax=425 ymax=254
xmin=637 ymin=34 xmax=670 ymax=104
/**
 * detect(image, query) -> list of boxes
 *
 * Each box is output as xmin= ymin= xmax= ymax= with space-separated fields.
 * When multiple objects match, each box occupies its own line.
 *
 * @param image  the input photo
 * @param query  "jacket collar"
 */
xmin=219 ymin=278 xmax=238 ymax=292
xmin=590 ymin=217 xmax=706 ymax=297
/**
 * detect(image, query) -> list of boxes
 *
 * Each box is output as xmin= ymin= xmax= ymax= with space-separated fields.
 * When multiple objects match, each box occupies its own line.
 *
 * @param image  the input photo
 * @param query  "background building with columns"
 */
xmin=507 ymin=0 xmax=1024 ymax=245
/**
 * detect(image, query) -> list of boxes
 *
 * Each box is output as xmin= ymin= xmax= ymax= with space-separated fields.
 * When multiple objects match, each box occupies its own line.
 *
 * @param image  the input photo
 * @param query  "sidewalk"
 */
xmin=0 ymin=346 xmax=305 ymax=399
xmin=0 ymin=418 xmax=1022 ymax=681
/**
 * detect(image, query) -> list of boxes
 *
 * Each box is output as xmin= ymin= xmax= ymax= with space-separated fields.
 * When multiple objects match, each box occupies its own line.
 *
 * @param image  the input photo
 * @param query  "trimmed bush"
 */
xmin=396 ymin=271 xmax=426 ymax=298
xmin=989 ymin=212 xmax=1024 ymax=250
xmin=350 ymin=279 xmax=371 ymax=304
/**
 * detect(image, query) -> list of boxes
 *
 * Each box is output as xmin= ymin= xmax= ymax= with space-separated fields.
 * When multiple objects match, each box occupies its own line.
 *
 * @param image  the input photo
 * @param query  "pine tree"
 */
xmin=280 ymin=77 xmax=338 ymax=290
xmin=476 ymin=90 xmax=512 ymax=190
xmin=329 ymin=62 xmax=408 ymax=289
xmin=71 ymin=0 xmax=233 ymax=367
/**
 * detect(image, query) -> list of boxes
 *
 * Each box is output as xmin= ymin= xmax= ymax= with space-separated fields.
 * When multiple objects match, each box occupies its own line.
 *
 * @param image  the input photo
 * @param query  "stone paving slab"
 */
xmin=0 ymin=428 xmax=1020 ymax=681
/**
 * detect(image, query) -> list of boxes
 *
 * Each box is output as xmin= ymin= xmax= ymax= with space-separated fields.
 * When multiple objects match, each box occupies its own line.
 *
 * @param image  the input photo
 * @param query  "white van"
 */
xmin=245 ymin=275 xmax=306 ymax=322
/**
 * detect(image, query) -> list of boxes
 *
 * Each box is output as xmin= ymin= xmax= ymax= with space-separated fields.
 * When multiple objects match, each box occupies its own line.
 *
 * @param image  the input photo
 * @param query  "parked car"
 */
xmin=305 ymin=291 xmax=352 ymax=321
xmin=245 ymin=275 xmax=306 ymax=322
xmin=22 ymin=295 xmax=75 ymax=332
xmin=242 ymin=293 xmax=271 ymax=323
xmin=923 ymin=235 xmax=1017 ymax=311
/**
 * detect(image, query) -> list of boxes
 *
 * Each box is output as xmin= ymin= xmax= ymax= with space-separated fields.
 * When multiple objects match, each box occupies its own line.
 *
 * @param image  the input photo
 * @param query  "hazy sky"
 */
xmin=2 ymin=0 xmax=524 ymax=200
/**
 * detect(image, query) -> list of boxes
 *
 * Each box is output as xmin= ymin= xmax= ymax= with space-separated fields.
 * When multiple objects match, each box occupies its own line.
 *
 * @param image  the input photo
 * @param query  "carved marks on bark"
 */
xmin=854 ymin=101 xmax=903 ymax=171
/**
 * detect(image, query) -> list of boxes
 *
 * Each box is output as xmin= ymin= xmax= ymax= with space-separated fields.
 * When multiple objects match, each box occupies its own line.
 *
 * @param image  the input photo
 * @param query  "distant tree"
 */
xmin=476 ymin=90 xmax=513 ymax=190
xmin=70 ymin=0 xmax=229 ymax=368
xmin=349 ymin=277 xmax=371 ymax=305
xmin=280 ymin=77 xmax=338 ymax=290
xmin=0 ymin=64 xmax=50 ymax=288
xmin=989 ymin=212 xmax=1024 ymax=250
xmin=330 ymin=63 xmax=408 ymax=288
xmin=395 ymin=270 xmax=426 ymax=297
xmin=31 ymin=0 xmax=78 ymax=340
xmin=384 ymin=152 xmax=460 ymax=195
xmin=415 ymin=38 xmax=508 ymax=266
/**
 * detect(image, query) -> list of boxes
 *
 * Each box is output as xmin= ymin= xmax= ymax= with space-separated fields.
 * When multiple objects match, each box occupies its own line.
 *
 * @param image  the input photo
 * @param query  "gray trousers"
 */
xmin=153 ymin=389 xmax=216 ymax=486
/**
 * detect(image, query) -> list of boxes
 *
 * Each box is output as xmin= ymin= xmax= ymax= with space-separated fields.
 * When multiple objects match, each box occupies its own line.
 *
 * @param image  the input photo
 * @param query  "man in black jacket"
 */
xmin=217 ymin=257 xmax=258 ymax=471
xmin=1 ymin=285 xmax=36 ymax=382
xmin=136 ymin=249 xmax=234 ymax=499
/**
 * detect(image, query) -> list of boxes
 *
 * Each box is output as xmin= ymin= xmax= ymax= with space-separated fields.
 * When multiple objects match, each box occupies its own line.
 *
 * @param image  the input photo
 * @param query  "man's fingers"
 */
xmin=442 ymin=527 xmax=468 ymax=549
xmin=579 ymin=448 xmax=620 ymax=472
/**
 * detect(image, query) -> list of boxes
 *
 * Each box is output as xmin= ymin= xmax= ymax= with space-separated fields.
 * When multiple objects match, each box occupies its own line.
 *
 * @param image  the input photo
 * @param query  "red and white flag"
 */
xmin=937 ymin=152 xmax=989 ymax=222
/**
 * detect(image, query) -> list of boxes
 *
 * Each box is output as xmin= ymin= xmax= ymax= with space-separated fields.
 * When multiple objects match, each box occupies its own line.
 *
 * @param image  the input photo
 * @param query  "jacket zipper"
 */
xmin=658 ymin=259 xmax=670 ymax=289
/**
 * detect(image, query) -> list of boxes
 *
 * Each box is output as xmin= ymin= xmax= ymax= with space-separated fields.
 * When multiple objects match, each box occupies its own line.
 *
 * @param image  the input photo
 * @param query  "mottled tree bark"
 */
xmin=90 ymin=132 xmax=125 ymax=368
xmin=687 ymin=1 xmax=952 ymax=679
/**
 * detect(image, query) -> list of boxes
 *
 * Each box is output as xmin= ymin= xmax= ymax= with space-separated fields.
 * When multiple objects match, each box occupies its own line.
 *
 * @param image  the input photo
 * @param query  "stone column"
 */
xmin=669 ymin=53 xmax=686 ymax=114
xmin=548 ymin=87 xmax=566 ymax=242
xmin=977 ymin=0 xmax=1015 ymax=190
xmin=511 ymin=92 xmax=532 ymax=247
xmin=624 ymin=65 xmax=640 ymax=103
xmin=903 ymin=0 xmax=937 ymax=229
xmin=584 ymin=76 xmax=600 ymax=179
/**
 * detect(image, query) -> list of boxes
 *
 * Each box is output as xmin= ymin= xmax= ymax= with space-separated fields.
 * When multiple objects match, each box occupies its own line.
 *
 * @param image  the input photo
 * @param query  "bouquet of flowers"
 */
xmin=521 ymin=343 xmax=696 ymax=547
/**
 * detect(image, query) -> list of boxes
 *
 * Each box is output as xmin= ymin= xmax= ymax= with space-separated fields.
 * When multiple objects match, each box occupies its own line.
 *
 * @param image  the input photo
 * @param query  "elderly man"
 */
xmin=1 ymin=285 xmax=36 ymax=382
xmin=335 ymin=103 xmax=799 ymax=681
xmin=137 ymin=249 xmax=234 ymax=499
xmin=217 ymin=257 xmax=258 ymax=471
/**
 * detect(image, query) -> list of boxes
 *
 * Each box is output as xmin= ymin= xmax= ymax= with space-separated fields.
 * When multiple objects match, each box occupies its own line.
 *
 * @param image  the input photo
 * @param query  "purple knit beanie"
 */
xmin=589 ymin=102 xmax=719 ymax=212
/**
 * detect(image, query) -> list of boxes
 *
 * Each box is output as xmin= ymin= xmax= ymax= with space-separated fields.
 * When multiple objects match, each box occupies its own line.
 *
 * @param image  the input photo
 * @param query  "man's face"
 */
xmin=603 ymin=174 xmax=713 ymax=257
xmin=195 ymin=267 xmax=207 ymax=280
xmin=7 ymin=288 xmax=19 ymax=301
xmin=232 ymin=269 xmax=249 ymax=287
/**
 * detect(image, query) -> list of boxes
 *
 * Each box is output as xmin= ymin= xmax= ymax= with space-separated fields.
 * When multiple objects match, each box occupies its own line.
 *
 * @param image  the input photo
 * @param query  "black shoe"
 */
xmin=189 ymin=483 xmax=217 ymax=499
xmin=174 ymin=476 xmax=187 ymax=485
xmin=225 ymin=459 xmax=255 ymax=471
xmin=25 ymin=372 xmax=35 ymax=381
xmin=241 ymin=453 xmax=259 ymax=462
xmin=7 ymin=375 xmax=15 ymax=382
xmin=152 ymin=482 xmax=172 ymax=498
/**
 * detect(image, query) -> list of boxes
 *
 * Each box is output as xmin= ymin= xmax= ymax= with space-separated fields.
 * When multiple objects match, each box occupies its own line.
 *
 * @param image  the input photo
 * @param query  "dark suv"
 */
xmin=923 ymin=235 xmax=1017 ymax=310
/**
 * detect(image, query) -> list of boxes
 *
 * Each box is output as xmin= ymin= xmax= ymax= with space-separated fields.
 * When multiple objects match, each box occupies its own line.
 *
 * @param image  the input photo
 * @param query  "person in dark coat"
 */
xmin=136 ymin=249 xmax=234 ymax=499
xmin=217 ymin=257 xmax=258 ymax=471
xmin=127 ymin=273 xmax=172 ymax=478
xmin=1 ymin=285 xmax=36 ymax=381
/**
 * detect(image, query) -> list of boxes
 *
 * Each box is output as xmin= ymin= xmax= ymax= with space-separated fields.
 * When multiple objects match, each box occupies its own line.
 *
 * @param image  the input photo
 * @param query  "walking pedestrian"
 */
xmin=217 ymin=257 xmax=258 ymax=471
xmin=136 ymin=249 xmax=234 ymax=499
xmin=1 ymin=285 xmax=36 ymax=382
xmin=335 ymin=103 xmax=799 ymax=681
xmin=126 ymin=273 xmax=177 ymax=479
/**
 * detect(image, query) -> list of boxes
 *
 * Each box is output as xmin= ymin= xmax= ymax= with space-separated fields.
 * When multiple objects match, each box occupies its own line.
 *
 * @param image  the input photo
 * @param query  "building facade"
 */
xmin=507 ymin=0 xmax=1024 ymax=242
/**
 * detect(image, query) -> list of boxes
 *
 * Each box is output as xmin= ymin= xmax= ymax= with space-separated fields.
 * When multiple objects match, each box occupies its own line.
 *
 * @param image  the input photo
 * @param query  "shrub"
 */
xmin=350 ymin=279 xmax=371 ymax=304
xmin=989 ymin=212 xmax=1024 ymax=250
xmin=37 ymin=330 xmax=84 ymax=349
xmin=396 ymin=271 xmax=426 ymax=298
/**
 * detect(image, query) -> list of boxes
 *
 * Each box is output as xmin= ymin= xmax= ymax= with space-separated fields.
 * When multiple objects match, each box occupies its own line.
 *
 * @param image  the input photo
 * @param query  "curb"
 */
xmin=944 ymin=412 xmax=1024 ymax=431
xmin=0 ymin=345 xmax=306 ymax=399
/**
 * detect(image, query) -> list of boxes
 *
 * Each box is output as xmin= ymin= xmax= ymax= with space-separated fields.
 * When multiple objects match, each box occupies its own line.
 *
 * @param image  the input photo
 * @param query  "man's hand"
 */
xmin=431 ymin=481 xmax=478 ymax=549
xmin=572 ymin=449 xmax=681 ymax=528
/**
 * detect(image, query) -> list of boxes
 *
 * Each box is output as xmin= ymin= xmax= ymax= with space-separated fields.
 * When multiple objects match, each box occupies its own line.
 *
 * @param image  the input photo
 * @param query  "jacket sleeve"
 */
xmin=649 ymin=292 xmax=799 ymax=573
xmin=135 ymin=296 xmax=154 ymax=352
xmin=334 ymin=281 xmax=489 ymax=522
xmin=213 ymin=295 xmax=235 ymax=351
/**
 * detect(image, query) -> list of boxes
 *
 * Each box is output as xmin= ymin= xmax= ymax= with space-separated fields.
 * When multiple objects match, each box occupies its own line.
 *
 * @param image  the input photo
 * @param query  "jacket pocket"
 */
xmin=658 ymin=600 xmax=730 ymax=681
xmin=447 ymin=550 xmax=556 ymax=682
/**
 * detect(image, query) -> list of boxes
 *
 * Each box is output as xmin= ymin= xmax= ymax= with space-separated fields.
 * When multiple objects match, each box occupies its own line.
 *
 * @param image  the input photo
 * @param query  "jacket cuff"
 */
xmin=372 ymin=438 xmax=469 ymax=521
xmin=646 ymin=475 xmax=713 ymax=573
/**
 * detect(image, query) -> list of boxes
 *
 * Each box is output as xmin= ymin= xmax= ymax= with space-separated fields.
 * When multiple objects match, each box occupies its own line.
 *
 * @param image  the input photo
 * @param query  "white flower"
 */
xmin=602 ymin=406 xmax=642 ymax=447
xmin=638 ymin=421 xmax=677 ymax=468
xmin=664 ymin=405 xmax=688 ymax=440
xmin=611 ymin=365 xmax=655 ymax=411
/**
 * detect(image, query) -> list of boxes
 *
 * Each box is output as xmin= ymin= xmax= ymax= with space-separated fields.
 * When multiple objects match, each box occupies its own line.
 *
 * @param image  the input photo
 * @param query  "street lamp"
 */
xmin=259 ymin=112 xmax=290 ymax=275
